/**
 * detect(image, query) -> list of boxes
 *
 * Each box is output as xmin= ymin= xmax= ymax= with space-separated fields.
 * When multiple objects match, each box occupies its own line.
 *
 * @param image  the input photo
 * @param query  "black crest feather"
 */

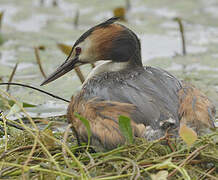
xmin=73 ymin=17 xmax=119 ymax=47
xmin=97 ymin=17 xmax=120 ymax=28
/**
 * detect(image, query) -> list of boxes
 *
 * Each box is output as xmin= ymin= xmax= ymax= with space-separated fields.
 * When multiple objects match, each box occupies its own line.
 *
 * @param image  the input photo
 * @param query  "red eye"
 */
xmin=75 ymin=47 xmax=81 ymax=55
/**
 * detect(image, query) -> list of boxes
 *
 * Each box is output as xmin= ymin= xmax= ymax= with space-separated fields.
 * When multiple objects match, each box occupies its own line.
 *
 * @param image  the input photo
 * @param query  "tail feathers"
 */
xmin=178 ymin=82 xmax=216 ymax=133
xmin=67 ymin=97 xmax=145 ymax=150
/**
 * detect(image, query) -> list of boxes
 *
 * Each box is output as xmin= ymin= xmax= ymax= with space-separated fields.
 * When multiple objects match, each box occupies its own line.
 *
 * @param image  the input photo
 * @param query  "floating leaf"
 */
xmin=118 ymin=115 xmax=133 ymax=144
xmin=151 ymin=170 xmax=168 ymax=180
xmin=7 ymin=102 xmax=23 ymax=117
xmin=23 ymin=102 xmax=37 ymax=108
xmin=0 ymin=11 xmax=3 ymax=45
xmin=0 ymin=11 xmax=3 ymax=30
xmin=74 ymin=112 xmax=91 ymax=146
xmin=8 ymin=100 xmax=36 ymax=108
xmin=113 ymin=7 xmax=126 ymax=21
xmin=57 ymin=43 xmax=72 ymax=55
xmin=38 ymin=45 xmax=46 ymax=51
xmin=0 ymin=98 xmax=7 ymax=110
xmin=0 ymin=32 xmax=4 ymax=45
xmin=179 ymin=123 xmax=197 ymax=147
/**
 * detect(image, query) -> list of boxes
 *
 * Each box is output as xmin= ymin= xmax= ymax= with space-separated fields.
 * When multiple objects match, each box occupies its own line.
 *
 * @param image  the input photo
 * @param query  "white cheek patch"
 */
xmin=78 ymin=38 xmax=96 ymax=63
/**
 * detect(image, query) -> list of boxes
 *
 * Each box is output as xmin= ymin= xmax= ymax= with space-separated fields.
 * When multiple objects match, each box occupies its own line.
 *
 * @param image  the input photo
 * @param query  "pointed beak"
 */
xmin=40 ymin=57 xmax=79 ymax=86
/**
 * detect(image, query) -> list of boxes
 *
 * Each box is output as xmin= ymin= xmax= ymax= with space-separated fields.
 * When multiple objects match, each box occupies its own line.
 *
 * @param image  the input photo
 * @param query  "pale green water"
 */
xmin=0 ymin=0 xmax=218 ymax=121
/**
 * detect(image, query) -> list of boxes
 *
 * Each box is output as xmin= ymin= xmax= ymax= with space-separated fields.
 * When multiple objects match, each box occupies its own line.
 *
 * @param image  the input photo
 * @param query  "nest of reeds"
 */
xmin=0 ymin=90 xmax=217 ymax=180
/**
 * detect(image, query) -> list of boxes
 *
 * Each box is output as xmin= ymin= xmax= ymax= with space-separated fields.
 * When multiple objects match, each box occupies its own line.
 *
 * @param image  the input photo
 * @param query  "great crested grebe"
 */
xmin=41 ymin=17 xmax=215 ymax=150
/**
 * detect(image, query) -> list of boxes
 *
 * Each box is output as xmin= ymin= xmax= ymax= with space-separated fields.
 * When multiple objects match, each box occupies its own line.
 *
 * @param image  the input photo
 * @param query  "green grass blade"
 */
xmin=74 ymin=112 xmax=91 ymax=147
xmin=118 ymin=115 xmax=133 ymax=144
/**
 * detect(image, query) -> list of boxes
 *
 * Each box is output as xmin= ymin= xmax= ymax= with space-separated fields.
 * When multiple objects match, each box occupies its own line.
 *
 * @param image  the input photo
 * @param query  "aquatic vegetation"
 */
xmin=0 ymin=92 xmax=217 ymax=179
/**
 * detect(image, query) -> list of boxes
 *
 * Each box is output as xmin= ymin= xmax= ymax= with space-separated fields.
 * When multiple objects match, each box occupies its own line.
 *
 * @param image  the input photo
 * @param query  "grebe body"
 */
xmin=41 ymin=18 xmax=215 ymax=150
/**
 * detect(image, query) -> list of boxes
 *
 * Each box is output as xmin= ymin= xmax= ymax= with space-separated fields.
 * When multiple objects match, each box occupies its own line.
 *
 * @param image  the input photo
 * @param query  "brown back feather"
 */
xmin=178 ymin=82 xmax=216 ymax=133
xmin=67 ymin=95 xmax=145 ymax=150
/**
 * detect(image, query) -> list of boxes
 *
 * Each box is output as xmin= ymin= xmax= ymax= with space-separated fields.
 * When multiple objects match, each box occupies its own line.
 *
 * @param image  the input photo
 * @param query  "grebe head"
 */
xmin=41 ymin=17 xmax=142 ymax=86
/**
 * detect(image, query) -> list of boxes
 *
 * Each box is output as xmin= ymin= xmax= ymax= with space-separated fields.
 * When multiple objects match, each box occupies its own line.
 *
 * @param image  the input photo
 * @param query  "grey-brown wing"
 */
xmin=83 ymin=66 xmax=182 ymax=131
xmin=109 ymin=67 xmax=181 ymax=128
